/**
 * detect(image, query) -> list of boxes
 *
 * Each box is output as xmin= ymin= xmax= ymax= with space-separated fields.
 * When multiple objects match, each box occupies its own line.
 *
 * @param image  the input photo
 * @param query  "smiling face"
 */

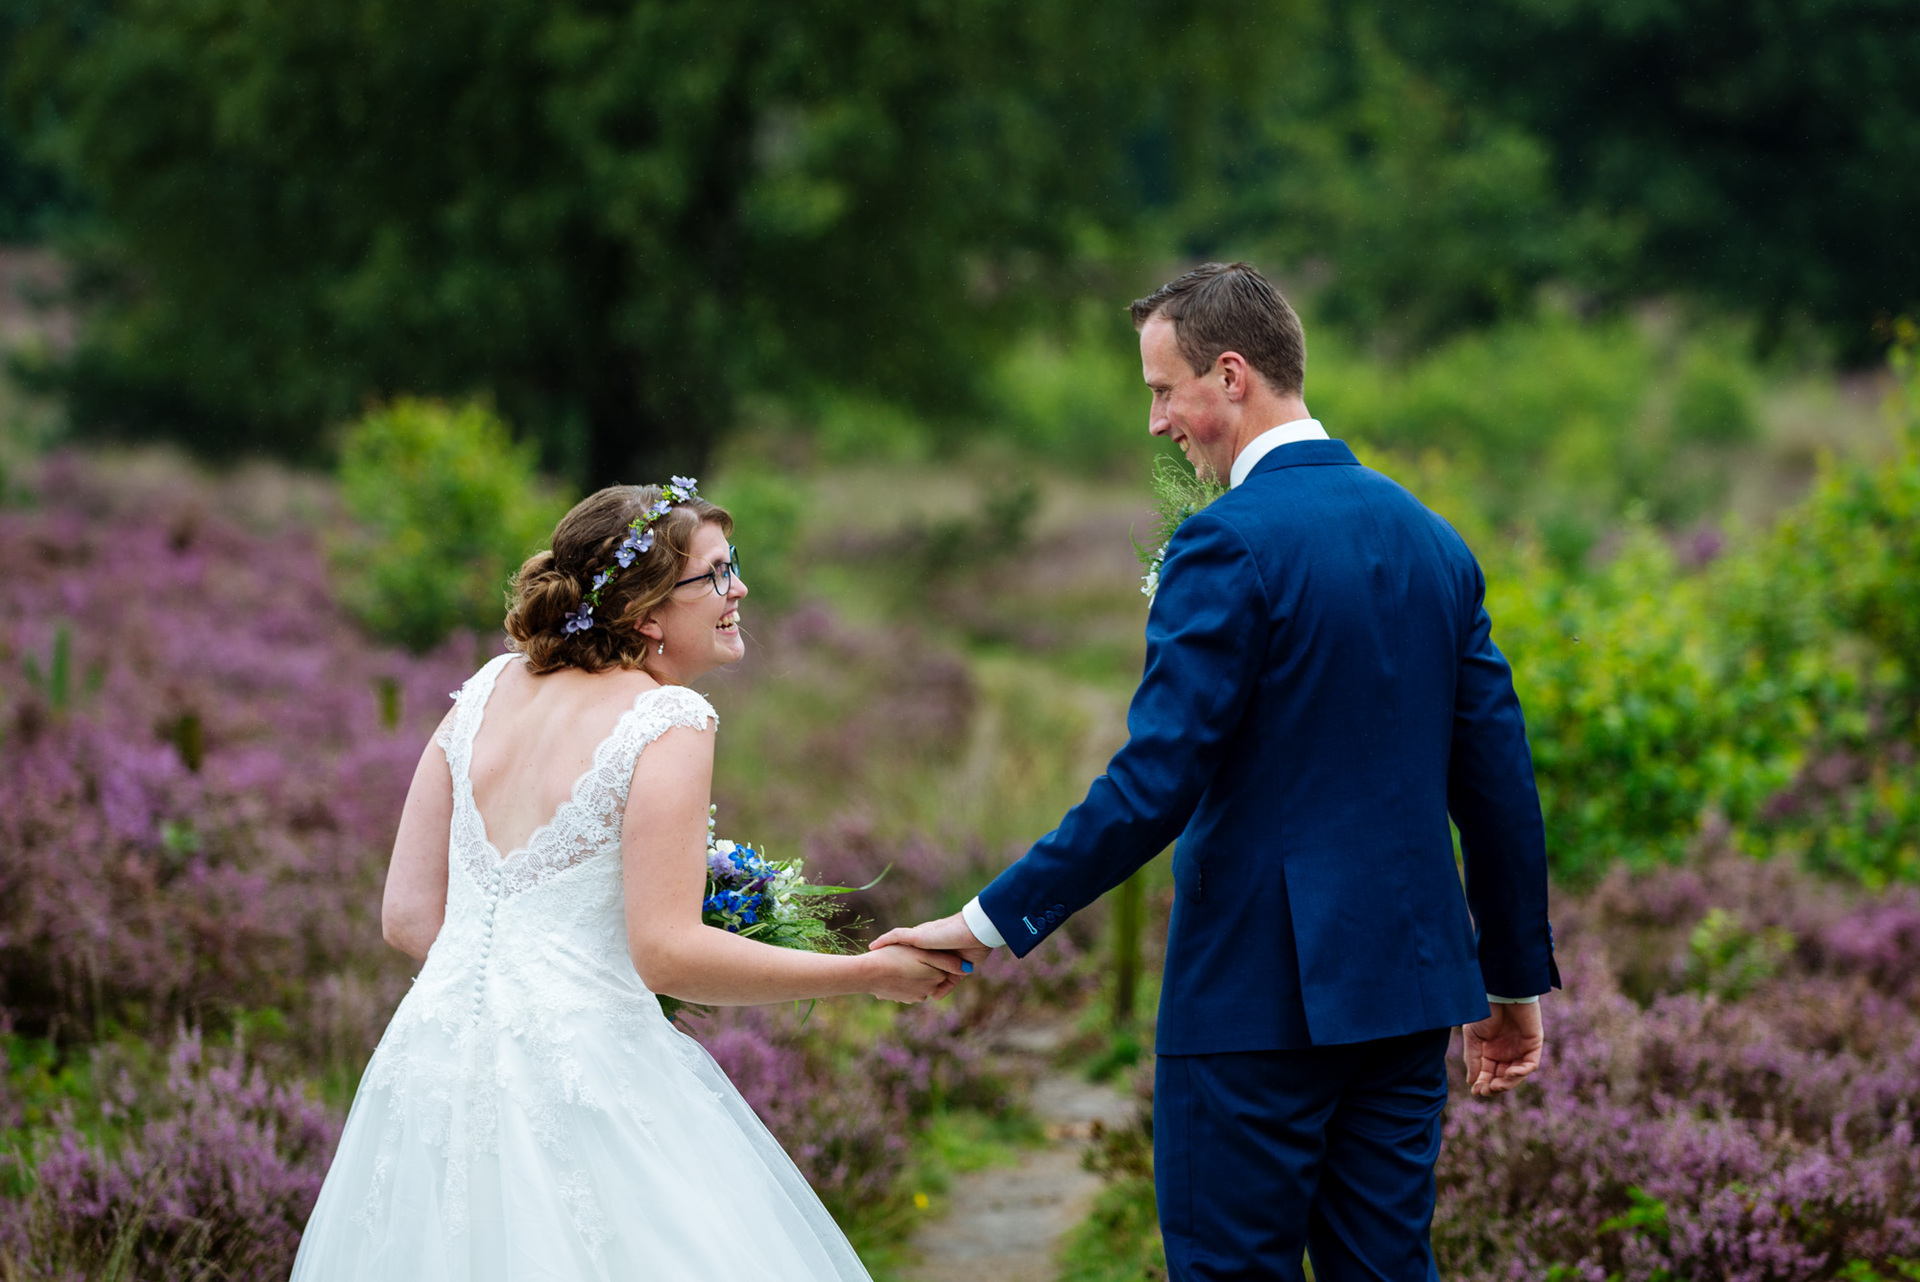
xmin=640 ymin=520 xmax=747 ymax=682
xmin=1141 ymin=314 xmax=1236 ymax=483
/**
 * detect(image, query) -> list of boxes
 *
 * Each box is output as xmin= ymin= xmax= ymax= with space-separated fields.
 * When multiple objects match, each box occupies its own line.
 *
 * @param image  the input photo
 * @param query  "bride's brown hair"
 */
xmin=505 ymin=484 xmax=733 ymax=675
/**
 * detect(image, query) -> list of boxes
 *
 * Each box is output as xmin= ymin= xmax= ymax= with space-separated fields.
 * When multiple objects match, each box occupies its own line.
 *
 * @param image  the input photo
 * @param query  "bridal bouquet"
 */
xmin=656 ymin=807 xmax=879 ymax=1023
xmin=1134 ymin=454 xmax=1225 ymax=603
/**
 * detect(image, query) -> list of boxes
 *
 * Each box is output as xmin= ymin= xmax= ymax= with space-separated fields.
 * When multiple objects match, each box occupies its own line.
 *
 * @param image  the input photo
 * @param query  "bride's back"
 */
xmin=465 ymin=658 xmax=662 ymax=857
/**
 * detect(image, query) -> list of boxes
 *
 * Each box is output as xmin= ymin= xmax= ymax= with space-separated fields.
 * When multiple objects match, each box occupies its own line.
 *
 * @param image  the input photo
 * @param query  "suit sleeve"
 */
xmin=978 ymin=511 xmax=1271 ymax=956
xmin=1448 ymin=561 xmax=1560 ymax=997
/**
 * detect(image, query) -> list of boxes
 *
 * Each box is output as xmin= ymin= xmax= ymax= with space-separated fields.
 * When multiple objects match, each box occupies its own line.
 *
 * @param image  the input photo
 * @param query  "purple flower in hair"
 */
xmin=650 ymin=499 xmax=673 ymax=517
xmin=592 ymin=569 xmax=613 ymax=590
xmin=562 ymin=601 xmax=594 ymax=634
xmin=614 ymin=525 xmax=656 ymax=567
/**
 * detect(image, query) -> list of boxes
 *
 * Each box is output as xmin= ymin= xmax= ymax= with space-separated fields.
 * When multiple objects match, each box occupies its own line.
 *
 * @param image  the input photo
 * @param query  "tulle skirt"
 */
xmin=289 ymin=1003 xmax=871 ymax=1282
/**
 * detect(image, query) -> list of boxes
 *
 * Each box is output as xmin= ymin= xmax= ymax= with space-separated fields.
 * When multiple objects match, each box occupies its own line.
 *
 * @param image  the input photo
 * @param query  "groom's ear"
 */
xmin=1216 ymin=350 xmax=1254 ymax=402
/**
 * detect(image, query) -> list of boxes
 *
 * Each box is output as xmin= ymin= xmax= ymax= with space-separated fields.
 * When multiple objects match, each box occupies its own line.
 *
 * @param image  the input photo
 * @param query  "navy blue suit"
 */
xmin=977 ymin=439 xmax=1557 ymax=1278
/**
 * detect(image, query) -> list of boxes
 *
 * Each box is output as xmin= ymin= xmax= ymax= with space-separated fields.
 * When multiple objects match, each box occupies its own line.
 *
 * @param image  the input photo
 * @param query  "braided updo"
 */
xmin=505 ymin=484 xmax=733 ymax=675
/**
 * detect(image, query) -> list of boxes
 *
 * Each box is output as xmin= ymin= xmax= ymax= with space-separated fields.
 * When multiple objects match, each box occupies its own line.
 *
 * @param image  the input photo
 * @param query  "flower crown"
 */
xmin=561 ymin=476 xmax=700 ymax=635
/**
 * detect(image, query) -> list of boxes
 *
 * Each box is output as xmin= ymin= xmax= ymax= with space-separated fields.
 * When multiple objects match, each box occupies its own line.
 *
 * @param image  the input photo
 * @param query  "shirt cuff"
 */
xmin=1486 ymin=994 xmax=1541 ymax=1004
xmin=961 ymin=897 xmax=1006 ymax=949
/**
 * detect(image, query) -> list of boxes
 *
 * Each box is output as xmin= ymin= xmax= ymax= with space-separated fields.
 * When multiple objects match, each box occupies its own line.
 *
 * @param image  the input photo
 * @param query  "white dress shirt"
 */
xmin=958 ymin=417 xmax=1540 ymax=1005
xmin=1228 ymin=417 xmax=1329 ymax=488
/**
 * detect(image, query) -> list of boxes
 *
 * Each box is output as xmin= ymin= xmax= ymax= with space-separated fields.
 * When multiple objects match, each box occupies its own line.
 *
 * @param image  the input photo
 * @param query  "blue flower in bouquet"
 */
xmin=662 ymin=804 xmax=882 ymax=1022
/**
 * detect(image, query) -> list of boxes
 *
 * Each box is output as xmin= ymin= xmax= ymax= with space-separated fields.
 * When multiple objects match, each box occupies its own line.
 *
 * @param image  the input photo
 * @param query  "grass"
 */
xmin=1056 ymin=1175 xmax=1165 ymax=1282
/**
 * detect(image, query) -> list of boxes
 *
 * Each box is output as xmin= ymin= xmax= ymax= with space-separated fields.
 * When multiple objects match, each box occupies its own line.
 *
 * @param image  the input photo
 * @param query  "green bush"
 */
xmin=1763 ymin=354 xmax=1920 ymax=724
xmin=332 ymin=398 xmax=568 ymax=651
xmin=706 ymin=469 xmax=804 ymax=612
xmin=987 ymin=309 xmax=1162 ymax=475
xmin=1490 ymin=527 xmax=1811 ymax=884
xmin=1317 ymin=316 xmax=1769 ymax=563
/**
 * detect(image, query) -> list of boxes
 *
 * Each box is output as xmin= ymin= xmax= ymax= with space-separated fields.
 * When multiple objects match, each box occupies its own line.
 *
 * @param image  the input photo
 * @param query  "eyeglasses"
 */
xmin=673 ymin=545 xmax=743 ymax=597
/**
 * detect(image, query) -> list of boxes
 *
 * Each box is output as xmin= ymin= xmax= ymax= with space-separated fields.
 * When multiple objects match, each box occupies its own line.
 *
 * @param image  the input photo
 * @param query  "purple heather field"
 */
xmin=6 ymin=444 xmax=1920 ymax=1281
xmin=0 ymin=454 xmax=1076 ymax=1278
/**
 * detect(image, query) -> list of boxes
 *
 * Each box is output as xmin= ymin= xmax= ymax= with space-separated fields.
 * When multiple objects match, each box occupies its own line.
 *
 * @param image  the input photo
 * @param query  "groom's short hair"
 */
xmin=1130 ymin=263 xmax=1305 ymax=394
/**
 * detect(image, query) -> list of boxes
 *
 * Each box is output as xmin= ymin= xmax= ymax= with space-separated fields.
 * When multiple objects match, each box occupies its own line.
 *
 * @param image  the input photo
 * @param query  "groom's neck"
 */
xmin=1225 ymin=390 xmax=1313 ymax=468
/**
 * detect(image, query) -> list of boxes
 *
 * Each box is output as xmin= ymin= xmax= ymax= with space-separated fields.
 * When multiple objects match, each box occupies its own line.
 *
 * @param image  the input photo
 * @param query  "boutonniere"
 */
xmin=1132 ymin=456 xmax=1225 ymax=604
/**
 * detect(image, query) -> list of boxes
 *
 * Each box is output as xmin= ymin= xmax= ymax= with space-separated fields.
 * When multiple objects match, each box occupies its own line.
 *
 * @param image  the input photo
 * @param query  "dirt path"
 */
xmin=903 ymin=1025 xmax=1138 ymax=1282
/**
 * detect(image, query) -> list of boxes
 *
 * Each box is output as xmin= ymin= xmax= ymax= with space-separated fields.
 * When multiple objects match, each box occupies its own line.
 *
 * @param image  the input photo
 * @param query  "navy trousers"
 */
xmin=1154 ymin=1028 xmax=1452 ymax=1281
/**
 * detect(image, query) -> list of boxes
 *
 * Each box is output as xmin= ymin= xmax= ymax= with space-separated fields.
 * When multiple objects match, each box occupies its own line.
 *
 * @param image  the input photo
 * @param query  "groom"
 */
xmin=876 ymin=262 xmax=1558 ymax=1280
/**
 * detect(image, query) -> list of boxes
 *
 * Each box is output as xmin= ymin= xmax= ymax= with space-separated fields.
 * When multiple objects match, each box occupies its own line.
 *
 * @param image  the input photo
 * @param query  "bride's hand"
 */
xmin=861 ymin=944 xmax=970 ymax=1004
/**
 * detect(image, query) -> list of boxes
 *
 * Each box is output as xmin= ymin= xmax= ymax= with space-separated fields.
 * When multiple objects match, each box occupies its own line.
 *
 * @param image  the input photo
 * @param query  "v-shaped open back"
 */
xmin=437 ymin=653 xmax=718 ymax=900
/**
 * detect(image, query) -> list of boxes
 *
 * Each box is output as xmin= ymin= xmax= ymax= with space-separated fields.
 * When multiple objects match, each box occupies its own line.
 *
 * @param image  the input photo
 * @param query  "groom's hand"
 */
xmin=870 ymin=913 xmax=992 ymax=968
xmin=1462 ymin=1001 xmax=1544 ymax=1097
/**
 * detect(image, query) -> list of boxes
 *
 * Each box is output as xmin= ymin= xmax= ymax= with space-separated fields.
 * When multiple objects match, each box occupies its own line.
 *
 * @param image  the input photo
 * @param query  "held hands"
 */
xmin=870 ymin=913 xmax=992 ymax=967
xmin=861 ymin=944 xmax=972 ymax=1004
xmin=862 ymin=912 xmax=992 ymax=1004
xmin=1462 ymin=1000 xmax=1544 ymax=1097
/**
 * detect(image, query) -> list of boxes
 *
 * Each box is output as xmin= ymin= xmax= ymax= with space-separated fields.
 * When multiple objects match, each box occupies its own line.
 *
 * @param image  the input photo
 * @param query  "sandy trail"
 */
xmin=902 ymin=1025 xmax=1137 ymax=1282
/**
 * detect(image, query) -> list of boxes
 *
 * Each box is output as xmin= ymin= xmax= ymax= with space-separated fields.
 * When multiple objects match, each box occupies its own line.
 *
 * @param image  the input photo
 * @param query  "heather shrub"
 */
xmin=332 ymin=398 xmax=568 ymax=652
xmin=1428 ymin=857 xmax=1920 ymax=1277
xmin=0 ymin=1033 xmax=337 ymax=1282
xmin=0 ymin=457 xmax=471 ymax=1053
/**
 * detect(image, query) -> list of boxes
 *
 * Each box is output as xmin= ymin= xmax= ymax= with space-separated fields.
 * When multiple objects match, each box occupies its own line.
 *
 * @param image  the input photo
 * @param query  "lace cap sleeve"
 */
xmin=640 ymin=685 xmax=718 ymax=737
xmin=436 ymin=653 xmax=518 ymax=755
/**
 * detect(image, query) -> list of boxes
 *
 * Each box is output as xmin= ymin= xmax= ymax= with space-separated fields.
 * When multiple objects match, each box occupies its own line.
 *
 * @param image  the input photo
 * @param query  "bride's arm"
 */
xmin=383 ymin=713 xmax=457 ymax=961
xmin=624 ymin=724 xmax=965 ymax=1005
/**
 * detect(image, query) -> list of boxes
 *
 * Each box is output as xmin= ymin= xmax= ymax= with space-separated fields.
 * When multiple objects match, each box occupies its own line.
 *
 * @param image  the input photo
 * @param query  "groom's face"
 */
xmin=1141 ymin=315 xmax=1232 ymax=483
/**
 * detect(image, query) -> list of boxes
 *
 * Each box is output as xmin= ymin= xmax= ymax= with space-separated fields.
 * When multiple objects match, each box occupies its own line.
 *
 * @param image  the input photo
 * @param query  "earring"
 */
xmin=657 ymin=642 xmax=665 ymax=655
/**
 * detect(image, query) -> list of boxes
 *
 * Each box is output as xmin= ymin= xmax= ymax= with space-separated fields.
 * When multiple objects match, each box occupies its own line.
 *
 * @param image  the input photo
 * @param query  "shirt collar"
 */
xmin=1228 ymin=417 xmax=1329 ymax=488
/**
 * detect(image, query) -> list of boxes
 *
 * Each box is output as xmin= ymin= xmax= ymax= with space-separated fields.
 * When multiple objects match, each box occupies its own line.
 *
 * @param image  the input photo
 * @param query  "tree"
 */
xmin=1371 ymin=0 xmax=1920 ymax=348
xmin=6 ymin=0 xmax=1294 ymax=482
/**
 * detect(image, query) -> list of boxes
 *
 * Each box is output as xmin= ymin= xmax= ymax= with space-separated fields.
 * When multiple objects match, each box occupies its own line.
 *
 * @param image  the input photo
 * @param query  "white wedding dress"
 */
xmin=291 ymin=654 xmax=871 ymax=1281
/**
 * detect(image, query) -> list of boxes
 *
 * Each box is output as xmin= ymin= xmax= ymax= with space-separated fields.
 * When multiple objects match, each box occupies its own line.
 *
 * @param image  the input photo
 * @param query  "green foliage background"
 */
xmin=1 ymin=0 xmax=1914 ymax=480
xmin=331 ymin=398 xmax=569 ymax=652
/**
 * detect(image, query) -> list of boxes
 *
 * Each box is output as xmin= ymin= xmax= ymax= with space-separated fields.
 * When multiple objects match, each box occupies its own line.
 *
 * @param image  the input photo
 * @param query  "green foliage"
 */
xmin=986 ymin=308 xmax=1161 ymax=475
xmin=1686 ymin=908 xmax=1794 ymax=999
xmin=1486 ymin=528 xmax=1810 ymax=882
xmin=331 ymin=398 xmax=567 ymax=651
xmin=1316 ymin=316 xmax=1763 ymax=564
xmin=1764 ymin=363 xmax=1920 ymax=722
xmin=706 ymin=469 xmax=804 ymax=612
xmin=1197 ymin=18 xmax=1627 ymax=344
xmin=1372 ymin=0 xmax=1920 ymax=344
xmin=1839 ymin=1259 xmax=1920 ymax=1282
xmin=1058 ymin=1118 xmax=1162 ymax=1282
xmin=1463 ymin=327 xmax=1918 ymax=886
xmin=1596 ymin=1186 xmax=1669 ymax=1243
xmin=1776 ymin=759 xmax=1920 ymax=891
xmin=4 ymin=0 xmax=1290 ymax=480
xmin=1055 ymin=1174 xmax=1164 ymax=1282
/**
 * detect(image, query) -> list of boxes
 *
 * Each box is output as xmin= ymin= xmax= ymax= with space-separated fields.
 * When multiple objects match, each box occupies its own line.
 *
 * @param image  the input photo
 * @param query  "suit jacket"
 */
xmin=978 ymin=439 xmax=1559 ymax=1054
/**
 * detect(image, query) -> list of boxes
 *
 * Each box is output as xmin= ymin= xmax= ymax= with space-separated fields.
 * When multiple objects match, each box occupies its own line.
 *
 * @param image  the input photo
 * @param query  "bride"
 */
xmin=291 ymin=481 xmax=966 ymax=1280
